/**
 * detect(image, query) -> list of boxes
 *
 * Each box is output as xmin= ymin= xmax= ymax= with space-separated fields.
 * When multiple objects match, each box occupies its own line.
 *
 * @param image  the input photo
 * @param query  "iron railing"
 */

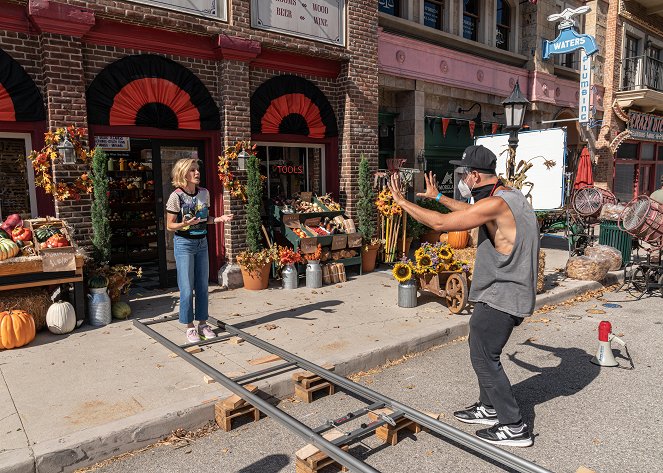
xmin=621 ymin=55 xmax=663 ymax=92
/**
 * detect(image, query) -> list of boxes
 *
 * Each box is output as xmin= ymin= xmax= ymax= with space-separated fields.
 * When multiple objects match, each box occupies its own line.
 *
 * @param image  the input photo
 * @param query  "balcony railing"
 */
xmin=621 ymin=55 xmax=663 ymax=92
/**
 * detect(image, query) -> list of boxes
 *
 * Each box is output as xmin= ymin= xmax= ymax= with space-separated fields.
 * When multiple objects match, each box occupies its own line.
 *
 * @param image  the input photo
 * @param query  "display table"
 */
xmin=0 ymin=255 xmax=85 ymax=323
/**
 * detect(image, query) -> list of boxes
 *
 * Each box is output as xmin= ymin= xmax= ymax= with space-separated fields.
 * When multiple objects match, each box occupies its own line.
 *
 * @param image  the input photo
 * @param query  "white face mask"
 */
xmin=458 ymin=176 xmax=473 ymax=199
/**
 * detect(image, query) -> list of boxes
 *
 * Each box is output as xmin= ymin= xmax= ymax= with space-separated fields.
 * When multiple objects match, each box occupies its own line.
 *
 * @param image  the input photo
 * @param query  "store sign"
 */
xmin=251 ymin=0 xmax=345 ymax=46
xmin=273 ymin=164 xmax=304 ymax=174
xmin=128 ymin=0 xmax=226 ymax=20
xmin=627 ymin=111 xmax=663 ymax=142
xmin=542 ymin=6 xmax=598 ymax=125
xmin=95 ymin=136 xmax=130 ymax=151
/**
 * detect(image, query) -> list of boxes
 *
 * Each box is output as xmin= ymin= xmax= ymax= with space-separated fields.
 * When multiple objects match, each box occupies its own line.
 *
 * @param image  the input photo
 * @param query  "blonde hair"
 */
xmin=171 ymin=158 xmax=200 ymax=188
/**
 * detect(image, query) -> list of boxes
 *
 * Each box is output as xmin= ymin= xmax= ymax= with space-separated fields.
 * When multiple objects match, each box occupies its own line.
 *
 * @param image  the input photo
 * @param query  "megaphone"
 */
xmin=591 ymin=321 xmax=627 ymax=367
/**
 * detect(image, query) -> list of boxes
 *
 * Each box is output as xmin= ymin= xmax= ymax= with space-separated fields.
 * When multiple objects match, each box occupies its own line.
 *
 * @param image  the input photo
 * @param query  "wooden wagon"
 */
xmin=417 ymin=271 xmax=470 ymax=314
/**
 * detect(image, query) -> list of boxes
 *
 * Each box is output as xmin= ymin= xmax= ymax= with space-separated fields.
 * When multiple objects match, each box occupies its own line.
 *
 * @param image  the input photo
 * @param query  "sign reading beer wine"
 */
xmin=251 ymin=0 xmax=346 ymax=46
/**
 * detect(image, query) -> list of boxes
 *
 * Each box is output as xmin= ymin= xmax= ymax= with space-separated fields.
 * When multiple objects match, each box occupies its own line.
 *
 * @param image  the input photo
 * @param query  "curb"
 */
xmin=534 ymin=271 xmax=624 ymax=310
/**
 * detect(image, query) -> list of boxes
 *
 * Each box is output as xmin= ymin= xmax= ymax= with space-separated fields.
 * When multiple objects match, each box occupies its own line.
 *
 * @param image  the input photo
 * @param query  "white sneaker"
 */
xmin=186 ymin=328 xmax=201 ymax=343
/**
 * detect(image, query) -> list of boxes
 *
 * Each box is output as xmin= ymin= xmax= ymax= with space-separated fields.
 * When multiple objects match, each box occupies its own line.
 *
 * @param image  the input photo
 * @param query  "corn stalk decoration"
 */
xmin=498 ymin=149 xmax=556 ymax=204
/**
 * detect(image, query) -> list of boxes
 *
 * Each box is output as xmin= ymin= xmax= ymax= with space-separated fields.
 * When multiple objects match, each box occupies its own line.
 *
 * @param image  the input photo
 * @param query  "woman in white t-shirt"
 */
xmin=166 ymin=158 xmax=233 ymax=343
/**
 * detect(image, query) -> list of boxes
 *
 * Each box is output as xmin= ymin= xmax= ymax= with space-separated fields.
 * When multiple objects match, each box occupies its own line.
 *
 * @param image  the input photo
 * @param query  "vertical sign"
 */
xmin=579 ymin=51 xmax=592 ymax=124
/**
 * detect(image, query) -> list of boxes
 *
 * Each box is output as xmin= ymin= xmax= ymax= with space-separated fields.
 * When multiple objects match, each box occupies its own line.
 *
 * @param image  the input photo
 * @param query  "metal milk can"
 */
xmin=282 ymin=264 xmax=298 ymax=290
xmin=88 ymin=287 xmax=112 ymax=326
xmin=398 ymin=279 xmax=417 ymax=308
xmin=305 ymin=260 xmax=322 ymax=289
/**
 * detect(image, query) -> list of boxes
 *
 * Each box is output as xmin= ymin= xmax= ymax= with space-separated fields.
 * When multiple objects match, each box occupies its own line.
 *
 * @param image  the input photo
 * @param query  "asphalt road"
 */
xmin=83 ymin=288 xmax=663 ymax=473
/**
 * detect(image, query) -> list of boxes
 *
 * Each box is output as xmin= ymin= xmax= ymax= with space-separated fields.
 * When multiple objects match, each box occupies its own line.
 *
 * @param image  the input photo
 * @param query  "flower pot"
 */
xmin=421 ymin=229 xmax=442 ymax=244
xmin=397 ymin=279 xmax=417 ymax=308
xmin=361 ymin=244 xmax=380 ymax=273
xmin=241 ymin=263 xmax=271 ymax=290
xmin=396 ymin=237 xmax=414 ymax=258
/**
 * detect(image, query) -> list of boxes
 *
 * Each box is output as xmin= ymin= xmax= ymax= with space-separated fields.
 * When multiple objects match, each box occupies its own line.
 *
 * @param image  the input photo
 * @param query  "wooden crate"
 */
xmin=294 ymin=377 xmax=335 ymax=403
xmin=295 ymin=428 xmax=348 ymax=473
xmin=214 ymin=402 xmax=260 ymax=432
xmin=367 ymin=409 xmax=421 ymax=446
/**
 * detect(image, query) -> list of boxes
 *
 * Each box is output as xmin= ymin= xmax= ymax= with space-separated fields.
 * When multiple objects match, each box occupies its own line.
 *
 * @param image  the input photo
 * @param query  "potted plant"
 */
xmin=357 ymin=154 xmax=380 ymax=272
xmin=236 ymin=143 xmax=274 ymax=289
xmin=90 ymin=147 xmax=111 ymax=264
xmin=276 ymin=245 xmax=304 ymax=290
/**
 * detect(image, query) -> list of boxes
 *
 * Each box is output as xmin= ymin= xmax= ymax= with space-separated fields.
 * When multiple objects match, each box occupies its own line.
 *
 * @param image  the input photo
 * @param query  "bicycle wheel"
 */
xmin=629 ymin=266 xmax=648 ymax=294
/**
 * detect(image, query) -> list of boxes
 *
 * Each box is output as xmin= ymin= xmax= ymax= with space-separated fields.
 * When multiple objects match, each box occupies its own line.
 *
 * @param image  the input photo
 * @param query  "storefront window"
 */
xmin=378 ymin=0 xmax=400 ymax=16
xmin=641 ymin=142 xmax=655 ymax=160
xmin=496 ymin=0 xmax=511 ymax=51
xmin=424 ymin=1 xmax=444 ymax=30
xmin=617 ymin=142 xmax=638 ymax=159
xmin=614 ymin=164 xmax=635 ymax=202
xmin=257 ymin=145 xmax=324 ymax=199
xmin=378 ymin=112 xmax=397 ymax=170
xmin=463 ymin=0 xmax=480 ymax=41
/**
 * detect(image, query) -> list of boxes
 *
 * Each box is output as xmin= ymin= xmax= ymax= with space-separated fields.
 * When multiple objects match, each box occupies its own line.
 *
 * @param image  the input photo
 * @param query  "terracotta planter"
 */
xmin=396 ymin=237 xmax=413 ymax=258
xmin=240 ymin=263 xmax=271 ymax=290
xmin=421 ymin=230 xmax=442 ymax=244
xmin=361 ymin=244 xmax=380 ymax=273
xmin=448 ymin=230 xmax=469 ymax=249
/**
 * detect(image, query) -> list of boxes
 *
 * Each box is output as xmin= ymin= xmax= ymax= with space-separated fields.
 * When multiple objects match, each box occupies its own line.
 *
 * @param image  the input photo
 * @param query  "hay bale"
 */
xmin=452 ymin=247 xmax=477 ymax=280
xmin=0 ymin=288 xmax=52 ymax=331
xmin=537 ymin=251 xmax=546 ymax=294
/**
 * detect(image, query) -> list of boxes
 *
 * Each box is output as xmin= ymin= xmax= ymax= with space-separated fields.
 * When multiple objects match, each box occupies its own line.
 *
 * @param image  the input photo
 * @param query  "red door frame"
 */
xmin=0 ymin=120 xmax=53 ymax=216
xmin=251 ymin=133 xmax=339 ymax=198
xmin=89 ymin=125 xmax=224 ymax=279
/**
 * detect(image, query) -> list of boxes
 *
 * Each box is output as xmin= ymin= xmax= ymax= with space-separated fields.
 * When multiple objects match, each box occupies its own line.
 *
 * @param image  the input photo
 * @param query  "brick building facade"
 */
xmin=0 ymin=0 xmax=378 ymax=288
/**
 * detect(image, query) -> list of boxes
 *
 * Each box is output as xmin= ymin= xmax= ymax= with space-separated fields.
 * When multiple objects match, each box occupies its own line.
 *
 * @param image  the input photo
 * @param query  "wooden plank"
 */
xmin=221 ymin=384 xmax=258 ymax=410
xmin=168 ymin=346 xmax=203 ymax=358
xmin=295 ymin=429 xmax=345 ymax=460
xmin=367 ymin=408 xmax=394 ymax=422
xmin=0 ymin=258 xmax=43 ymax=277
xmin=0 ymin=276 xmax=82 ymax=291
xmin=203 ymin=375 xmax=216 ymax=384
xmin=248 ymin=354 xmax=282 ymax=365
xmin=229 ymin=336 xmax=244 ymax=344
xmin=576 ymin=468 xmax=598 ymax=473
xmin=291 ymin=364 xmax=335 ymax=382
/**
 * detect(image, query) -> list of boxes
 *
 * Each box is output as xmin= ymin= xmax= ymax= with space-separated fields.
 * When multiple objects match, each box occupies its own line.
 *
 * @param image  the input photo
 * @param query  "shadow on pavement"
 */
xmin=231 ymin=300 xmax=343 ymax=330
xmin=508 ymin=339 xmax=600 ymax=433
xmin=236 ymin=453 xmax=290 ymax=473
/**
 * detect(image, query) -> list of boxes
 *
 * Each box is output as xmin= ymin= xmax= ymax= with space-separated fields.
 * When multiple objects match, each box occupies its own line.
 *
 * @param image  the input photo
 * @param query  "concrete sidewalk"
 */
xmin=0 ymin=245 xmax=623 ymax=473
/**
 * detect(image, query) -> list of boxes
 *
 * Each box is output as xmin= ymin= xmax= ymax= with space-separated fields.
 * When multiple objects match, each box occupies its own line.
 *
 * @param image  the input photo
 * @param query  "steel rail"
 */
xmin=211 ymin=317 xmax=554 ymax=473
xmin=133 ymin=318 xmax=380 ymax=473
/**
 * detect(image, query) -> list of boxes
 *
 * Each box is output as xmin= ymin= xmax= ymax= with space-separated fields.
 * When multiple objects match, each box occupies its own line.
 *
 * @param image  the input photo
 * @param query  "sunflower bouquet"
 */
xmin=376 ymin=188 xmax=405 ymax=263
xmin=413 ymin=242 xmax=469 ymax=275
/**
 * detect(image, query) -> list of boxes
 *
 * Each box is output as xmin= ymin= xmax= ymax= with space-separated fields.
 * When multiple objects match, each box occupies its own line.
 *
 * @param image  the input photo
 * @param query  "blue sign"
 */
xmin=543 ymin=28 xmax=598 ymax=59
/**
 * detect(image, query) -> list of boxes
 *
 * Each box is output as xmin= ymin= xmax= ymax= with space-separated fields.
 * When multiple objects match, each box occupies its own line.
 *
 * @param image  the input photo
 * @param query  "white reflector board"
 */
xmin=475 ymin=128 xmax=567 ymax=210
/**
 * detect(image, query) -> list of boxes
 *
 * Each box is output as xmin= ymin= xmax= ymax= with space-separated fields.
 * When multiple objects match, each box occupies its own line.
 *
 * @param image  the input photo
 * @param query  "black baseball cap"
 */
xmin=449 ymin=145 xmax=497 ymax=172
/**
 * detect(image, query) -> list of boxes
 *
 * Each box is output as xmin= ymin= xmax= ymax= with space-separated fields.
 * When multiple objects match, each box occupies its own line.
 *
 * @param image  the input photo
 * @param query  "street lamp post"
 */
xmin=501 ymin=81 xmax=530 ymax=182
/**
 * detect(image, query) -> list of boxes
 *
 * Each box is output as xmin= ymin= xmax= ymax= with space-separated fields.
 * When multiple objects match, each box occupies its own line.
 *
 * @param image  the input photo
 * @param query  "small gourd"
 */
xmin=88 ymin=275 xmax=109 ymax=289
xmin=448 ymin=230 xmax=469 ymax=249
xmin=46 ymin=301 xmax=76 ymax=334
xmin=0 ymin=310 xmax=36 ymax=349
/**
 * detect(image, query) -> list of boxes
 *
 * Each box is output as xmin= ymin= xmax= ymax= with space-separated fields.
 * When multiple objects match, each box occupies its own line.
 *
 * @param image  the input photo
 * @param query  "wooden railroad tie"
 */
xmin=367 ymin=408 xmax=422 ymax=446
xmin=295 ymin=429 xmax=348 ymax=473
xmin=214 ymin=384 xmax=261 ymax=432
xmin=292 ymin=365 xmax=335 ymax=404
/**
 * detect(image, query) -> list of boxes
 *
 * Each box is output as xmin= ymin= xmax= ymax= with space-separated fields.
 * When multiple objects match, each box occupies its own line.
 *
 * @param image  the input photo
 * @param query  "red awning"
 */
xmin=574 ymin=147 xmax=594 ymax=189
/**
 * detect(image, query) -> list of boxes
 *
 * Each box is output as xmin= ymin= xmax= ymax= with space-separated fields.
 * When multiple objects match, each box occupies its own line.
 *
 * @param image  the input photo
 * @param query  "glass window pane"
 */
xmin=464 ymin=0 xmax=479 ymax=15
xmin=658 ymin=145 xmax=663 ymax=160
xmin=379 ymin=0 xmax=399 ymax=16
xmin=463 ymin=0 xmax=478 ymax=41
xmin=614 ymin=164 xmax=635 ymax=202
xmin=641 ymin=142 xmax=655 ymax=160
xmin=639 ymin=165 xmax=652 ymax=194
xmin=616 ymin=142 xmax=638 ymax=160
xmin=424 ymin=1 xmax=442 ymax=29
xmin=656 ymin=163 xmax=663 ymax=189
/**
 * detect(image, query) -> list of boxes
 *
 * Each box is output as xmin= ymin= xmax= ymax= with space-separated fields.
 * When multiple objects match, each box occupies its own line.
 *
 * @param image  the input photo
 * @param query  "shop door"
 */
xmin=0 ymin=134 xmax=37 ymax=219
xmin=152 ymin=140 xmax=206 ymax=288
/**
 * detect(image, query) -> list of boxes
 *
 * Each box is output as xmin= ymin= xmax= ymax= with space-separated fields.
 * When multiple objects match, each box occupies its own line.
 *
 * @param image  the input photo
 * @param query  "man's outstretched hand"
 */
xmin=387 ymin=173 xmax=406 ymax=205
xmin=417 ymin=171 xmax=440 ymax=200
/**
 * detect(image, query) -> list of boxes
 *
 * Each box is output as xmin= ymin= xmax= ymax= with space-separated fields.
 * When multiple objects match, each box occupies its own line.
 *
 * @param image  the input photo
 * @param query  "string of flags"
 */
xmin=425 ymin=116 xmax=503 ymax=139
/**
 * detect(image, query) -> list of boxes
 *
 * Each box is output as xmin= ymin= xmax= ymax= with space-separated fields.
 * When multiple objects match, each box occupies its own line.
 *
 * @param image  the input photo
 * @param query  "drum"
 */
xmin=572 ymin=186 xmax=617 ymax=218
xmin=619 ymin=196 xmax=663 ymax=247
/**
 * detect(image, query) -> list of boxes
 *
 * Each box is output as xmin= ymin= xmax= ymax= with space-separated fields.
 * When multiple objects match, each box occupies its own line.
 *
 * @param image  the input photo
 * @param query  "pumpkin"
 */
xmin=46 ymin=301 xmax=76 ymax=334
xmin=88 ymin=275 xmax=109 ymax=288
xmin=0 ymin=310 xmax=36 ymax=349
xmin=448 ymin=230 xmax=469 ymax=249
xmin=111 ymin=301 xmax=131 ymax=320
xmin=0 ymin=238 xmax=19 ymax=261
xmin=35 ymin=225 xmax=62 ymax=243
xmin=0 ymin=229 xmax=10 ymax=240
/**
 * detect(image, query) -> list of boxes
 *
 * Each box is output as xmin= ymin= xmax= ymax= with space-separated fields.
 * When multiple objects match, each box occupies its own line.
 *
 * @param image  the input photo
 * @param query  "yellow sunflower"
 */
xmin=438 ymin=246 xmax=453 ymax=263
xmin=417 ymin=254 xmax=432 ymax=268
xmin=392 ymin=262 xmax=412 ymax=283
xmin=436 ymin=263 xmax=448 ymax=272
xmin=448 ymin=261 xmax=462 ymax=272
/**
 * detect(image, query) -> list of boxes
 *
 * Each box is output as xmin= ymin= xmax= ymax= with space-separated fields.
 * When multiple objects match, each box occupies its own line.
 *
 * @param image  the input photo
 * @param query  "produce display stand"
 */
xmin=417 ymin=271 xmax=469 ymax=314
xmin=0 ymin=254 xmax=85 ymax=324
xmin=271 ymin=197 xmax=363 ymax=275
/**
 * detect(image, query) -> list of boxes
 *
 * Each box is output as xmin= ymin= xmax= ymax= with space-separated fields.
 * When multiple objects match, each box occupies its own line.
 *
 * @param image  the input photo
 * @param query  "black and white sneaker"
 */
xmin=453 ymin=402 xmax=499 ymax=426
xmin=475 ymin=423 xmax=533 ymax=447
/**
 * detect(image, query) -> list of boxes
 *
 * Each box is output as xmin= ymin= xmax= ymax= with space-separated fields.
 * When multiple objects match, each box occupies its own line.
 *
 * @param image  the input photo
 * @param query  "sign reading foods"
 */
xmin=251 ymin=0 xmax=346 ymax=46
xmin=129 ymin=0 xmax=226 ymax=21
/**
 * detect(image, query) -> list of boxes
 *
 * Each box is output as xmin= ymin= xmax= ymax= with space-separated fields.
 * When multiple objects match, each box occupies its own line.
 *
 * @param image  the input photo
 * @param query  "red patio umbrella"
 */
xmin=574 ymin=147 xmax=594 ymax=189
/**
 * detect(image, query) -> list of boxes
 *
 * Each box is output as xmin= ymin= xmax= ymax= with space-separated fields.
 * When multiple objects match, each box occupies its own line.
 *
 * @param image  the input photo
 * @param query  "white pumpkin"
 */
xmin=46 ymin=301 xmax=76 ymax=334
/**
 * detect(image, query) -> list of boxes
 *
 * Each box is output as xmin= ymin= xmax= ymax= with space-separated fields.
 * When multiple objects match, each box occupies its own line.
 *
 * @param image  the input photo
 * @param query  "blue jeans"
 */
xmin=174 ymin=235 xmax=209 ymax=324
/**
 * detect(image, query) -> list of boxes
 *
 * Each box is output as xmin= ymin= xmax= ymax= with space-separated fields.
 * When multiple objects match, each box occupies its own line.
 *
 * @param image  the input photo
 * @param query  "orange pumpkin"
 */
xmin=0 ymin=310 xmax=36 ymax=350
xmin=448 ymin=230 xmax=469 ymax=249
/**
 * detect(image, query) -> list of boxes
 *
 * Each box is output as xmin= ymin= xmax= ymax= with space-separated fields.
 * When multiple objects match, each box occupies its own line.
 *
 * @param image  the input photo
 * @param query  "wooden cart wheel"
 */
xmin=445 ymin=273 xmax=468 ymax=314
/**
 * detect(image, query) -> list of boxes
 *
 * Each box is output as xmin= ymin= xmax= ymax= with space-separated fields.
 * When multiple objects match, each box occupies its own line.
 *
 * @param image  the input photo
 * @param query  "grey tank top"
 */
xmin=469 ymin=189 xmax=540 ymax=317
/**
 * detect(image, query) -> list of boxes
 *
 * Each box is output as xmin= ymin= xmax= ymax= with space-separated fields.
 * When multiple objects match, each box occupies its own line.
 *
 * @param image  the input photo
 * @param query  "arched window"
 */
xmin=463 ymin=0 xmax=480 ymax=41
xmin=496 ymin=0 xmax=511 ymax=51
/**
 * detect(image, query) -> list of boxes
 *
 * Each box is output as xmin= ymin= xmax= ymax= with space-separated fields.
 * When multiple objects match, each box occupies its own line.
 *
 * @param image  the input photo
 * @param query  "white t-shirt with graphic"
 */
xmin=166 ymin=187 xmax=210 ymax=238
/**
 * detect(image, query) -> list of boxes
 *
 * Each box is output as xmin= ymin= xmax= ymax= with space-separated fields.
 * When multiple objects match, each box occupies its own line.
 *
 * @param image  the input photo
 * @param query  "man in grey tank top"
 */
xmin=387 ymin=145 xmax=538 ymax=447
